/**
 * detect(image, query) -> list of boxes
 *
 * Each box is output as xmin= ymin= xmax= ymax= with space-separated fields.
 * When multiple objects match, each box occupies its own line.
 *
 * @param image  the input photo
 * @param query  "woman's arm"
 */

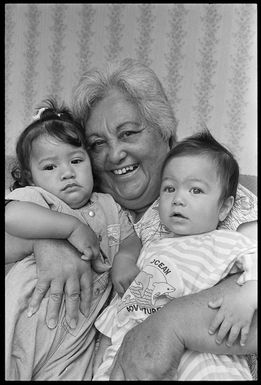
xmin=5 ymin=232 xmax=34 ymax=264
xmin=110 ymin=273 xmax=257 ymax=380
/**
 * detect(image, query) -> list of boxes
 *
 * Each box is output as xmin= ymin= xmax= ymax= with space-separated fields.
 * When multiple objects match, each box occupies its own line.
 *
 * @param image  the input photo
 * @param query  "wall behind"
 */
xmin=5 ymin=3 xmax=257 ymax=175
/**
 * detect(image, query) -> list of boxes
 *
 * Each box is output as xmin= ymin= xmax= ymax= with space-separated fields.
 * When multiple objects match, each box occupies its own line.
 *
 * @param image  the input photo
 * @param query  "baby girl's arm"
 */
xmin=5 ymin=201 xmax=99 ymax=260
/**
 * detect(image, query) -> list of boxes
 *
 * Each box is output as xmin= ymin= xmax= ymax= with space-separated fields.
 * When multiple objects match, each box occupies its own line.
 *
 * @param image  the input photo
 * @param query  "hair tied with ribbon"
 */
xmin=32 ymin=107 xmax=46 ymax=121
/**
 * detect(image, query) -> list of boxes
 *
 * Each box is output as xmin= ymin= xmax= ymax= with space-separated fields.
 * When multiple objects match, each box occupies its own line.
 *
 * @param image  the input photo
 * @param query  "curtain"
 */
xmin=5 ymin=3 xmax=257 ymax=175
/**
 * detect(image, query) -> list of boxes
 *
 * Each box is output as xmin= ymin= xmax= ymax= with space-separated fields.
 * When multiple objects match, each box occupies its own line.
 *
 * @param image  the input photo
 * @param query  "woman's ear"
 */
xmin=218 ymin=196 xmax=234 ymax=222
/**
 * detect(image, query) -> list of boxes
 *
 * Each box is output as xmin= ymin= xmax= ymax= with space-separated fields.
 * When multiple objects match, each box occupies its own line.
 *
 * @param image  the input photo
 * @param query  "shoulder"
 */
xmin=91 ymin=192 xmax=121 ymax=214
xmin=90 ymin=192 xmax=127 ymax=223
xmin=5 ymin=186 xmax=62 ymax=209
xmin=213 ymin=229 xmax=255 ymax=248
xmin=6 ymin=186 xmax=44 ymax=201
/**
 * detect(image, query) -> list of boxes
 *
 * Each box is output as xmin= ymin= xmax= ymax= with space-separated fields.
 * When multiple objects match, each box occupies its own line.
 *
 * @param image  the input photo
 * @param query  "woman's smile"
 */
xmin=111 ymin=163 xmax=139 ymax=176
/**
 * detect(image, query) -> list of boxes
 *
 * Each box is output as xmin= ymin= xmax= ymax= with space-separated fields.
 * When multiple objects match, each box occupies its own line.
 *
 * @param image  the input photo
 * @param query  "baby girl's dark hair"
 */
xmin=161 ymin=128 xmax=239 ymax=202
xmin=11 ymin=98 xmax=87 ymax=190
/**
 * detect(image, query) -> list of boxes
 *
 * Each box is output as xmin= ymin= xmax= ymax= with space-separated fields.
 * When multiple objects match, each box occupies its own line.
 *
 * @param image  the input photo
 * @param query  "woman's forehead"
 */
xmin=86 ymin=89 xmax=140 ymax=133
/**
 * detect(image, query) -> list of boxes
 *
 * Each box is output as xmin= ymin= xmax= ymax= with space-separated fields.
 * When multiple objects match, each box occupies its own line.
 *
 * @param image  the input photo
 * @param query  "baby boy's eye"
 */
xmin=164 ymin=186 xmax=175 ymax=193
xmin=191 ymin=187 xmax=203 ymax=194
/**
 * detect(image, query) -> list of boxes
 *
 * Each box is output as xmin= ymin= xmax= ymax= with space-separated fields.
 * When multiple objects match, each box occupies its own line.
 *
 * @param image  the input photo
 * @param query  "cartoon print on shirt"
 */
xmin=117 ymin=255 xmax=184 ymax=317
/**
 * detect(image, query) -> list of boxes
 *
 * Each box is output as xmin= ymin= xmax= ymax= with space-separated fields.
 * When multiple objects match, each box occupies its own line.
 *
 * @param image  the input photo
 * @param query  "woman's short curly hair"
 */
xmin=72 ymin=58 xmax=178 ymax=147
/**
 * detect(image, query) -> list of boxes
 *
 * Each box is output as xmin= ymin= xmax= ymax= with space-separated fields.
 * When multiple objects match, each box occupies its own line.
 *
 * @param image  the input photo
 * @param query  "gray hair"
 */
xmin=72 ymin=58 xmax=177 ymax=145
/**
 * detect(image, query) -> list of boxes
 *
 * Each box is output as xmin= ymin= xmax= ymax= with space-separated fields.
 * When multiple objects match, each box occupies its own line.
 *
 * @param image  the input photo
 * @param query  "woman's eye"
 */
xmin=89 ymin=140 xmax=106 ymax=150
xmin=122 ymin=131 xmax=135 ymax=138
xmin=191 ymin=187 xmax=203 ymax=194
xmin=121 ymin=128 xmax=142 ymax=140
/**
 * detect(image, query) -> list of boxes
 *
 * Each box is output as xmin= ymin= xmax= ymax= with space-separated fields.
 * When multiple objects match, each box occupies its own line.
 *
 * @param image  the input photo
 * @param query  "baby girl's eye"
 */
xmin=43 ymin=165 xmax=55 ymax=170
xmin=71 ymin=159 xmax=83 ymax=164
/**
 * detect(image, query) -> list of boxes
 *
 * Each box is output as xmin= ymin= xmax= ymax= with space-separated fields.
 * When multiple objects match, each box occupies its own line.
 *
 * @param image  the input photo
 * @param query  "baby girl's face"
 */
xmin=29 ymin=134 xmax=93 ymax=209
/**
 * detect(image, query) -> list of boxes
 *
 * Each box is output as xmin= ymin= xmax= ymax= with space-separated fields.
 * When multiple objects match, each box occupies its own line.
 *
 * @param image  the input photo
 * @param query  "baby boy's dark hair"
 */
xmin=162 ymin=129 xmax=239 ymax=202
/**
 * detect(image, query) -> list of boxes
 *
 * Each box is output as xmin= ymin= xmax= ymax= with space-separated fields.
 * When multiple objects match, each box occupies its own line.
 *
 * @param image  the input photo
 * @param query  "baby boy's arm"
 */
xmin=111 ymin=232 xmax=142 ymax=296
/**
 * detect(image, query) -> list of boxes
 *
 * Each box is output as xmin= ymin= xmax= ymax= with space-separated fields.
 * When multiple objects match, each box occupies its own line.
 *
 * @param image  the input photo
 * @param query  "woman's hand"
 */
xmin=27 ymin=239 xmax=93 ymax=329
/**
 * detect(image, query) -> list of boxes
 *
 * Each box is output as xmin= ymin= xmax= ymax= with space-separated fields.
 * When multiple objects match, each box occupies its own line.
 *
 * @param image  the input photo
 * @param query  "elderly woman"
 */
xmin=5 ymin=58 xmax=257 ymax=380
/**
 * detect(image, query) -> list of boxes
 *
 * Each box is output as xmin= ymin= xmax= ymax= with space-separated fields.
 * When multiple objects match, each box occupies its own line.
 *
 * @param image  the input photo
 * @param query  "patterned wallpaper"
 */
xmin=5 ymin=4 xmax=257 ymax=175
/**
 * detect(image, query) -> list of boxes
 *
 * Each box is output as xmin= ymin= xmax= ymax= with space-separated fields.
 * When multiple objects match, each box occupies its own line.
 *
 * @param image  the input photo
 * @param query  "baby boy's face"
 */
xmin=159 ymin=154 xmax=224 ymax=236
xmin=29 ymin=134 xmax=93 ymax=209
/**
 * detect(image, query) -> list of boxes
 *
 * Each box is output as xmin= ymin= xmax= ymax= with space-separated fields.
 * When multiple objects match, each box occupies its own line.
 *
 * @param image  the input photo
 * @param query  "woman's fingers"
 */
xmin=64 ymin=276 xmax=81 ymax=329
xmin=45 ymin=279 xmax=64 ymax=329
xmin=79 ymin=266 xmax=93 ymax=317
xmin=27 ymin=278 xmax=51 ymax=317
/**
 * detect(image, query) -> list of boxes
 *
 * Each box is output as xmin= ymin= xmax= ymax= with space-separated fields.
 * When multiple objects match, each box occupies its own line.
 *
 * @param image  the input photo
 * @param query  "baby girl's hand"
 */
xmin=68 ymin=221 xmax=100 ymax=261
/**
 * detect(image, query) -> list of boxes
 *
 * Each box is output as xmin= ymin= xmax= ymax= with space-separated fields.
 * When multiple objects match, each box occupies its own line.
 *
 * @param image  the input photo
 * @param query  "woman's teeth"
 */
xmin=113 ymin=165 xmax=137 ymax=175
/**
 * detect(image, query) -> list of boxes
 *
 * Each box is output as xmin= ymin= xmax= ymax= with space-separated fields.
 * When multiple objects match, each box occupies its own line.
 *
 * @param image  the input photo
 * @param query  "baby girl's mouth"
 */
xmin=112 ymin=164 xmax=139 ymax=175
xmin=62 ymin=183 xmax=79 ymax=191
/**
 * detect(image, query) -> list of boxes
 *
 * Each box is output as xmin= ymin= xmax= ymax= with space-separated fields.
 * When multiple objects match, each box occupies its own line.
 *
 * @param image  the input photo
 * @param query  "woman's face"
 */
xmin=85 ymin=88 xmax=170 ymax=214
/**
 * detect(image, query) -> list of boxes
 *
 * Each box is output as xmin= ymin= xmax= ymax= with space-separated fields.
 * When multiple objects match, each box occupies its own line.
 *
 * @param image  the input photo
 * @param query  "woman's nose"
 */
xmin=107 ymin=142 xmax=126 ymax=163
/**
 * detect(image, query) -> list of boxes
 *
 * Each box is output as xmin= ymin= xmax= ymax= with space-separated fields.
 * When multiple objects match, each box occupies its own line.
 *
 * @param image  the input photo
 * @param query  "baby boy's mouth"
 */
xmin=172 ymin=213 xmax=187 ymax=219
xmin=112 ymin=164 xmax=139 ymax=175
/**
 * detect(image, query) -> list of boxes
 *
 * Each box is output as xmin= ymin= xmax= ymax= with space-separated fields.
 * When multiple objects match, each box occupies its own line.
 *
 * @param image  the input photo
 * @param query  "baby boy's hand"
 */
xmin=208 ymin=281 xmax=257 ymax=347
xmin=112 ymin=262 xmax=140 ymax=297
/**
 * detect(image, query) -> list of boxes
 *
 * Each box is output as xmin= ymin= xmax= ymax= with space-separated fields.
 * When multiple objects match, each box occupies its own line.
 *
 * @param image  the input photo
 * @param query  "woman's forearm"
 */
xmin=5 ymin=232 xmax=34 ymax=263
xmin=110 ymin=273 xmax=257 ymax=380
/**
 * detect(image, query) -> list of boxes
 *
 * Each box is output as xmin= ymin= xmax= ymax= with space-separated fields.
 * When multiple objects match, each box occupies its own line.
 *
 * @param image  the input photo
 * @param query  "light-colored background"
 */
xmin=5 ymin=3 xmax=257 ymax=176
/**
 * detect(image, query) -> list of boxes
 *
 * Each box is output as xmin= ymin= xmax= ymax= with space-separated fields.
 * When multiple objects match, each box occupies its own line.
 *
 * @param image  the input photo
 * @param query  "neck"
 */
xmin=126 ymin=200 xmax=156 ymax=223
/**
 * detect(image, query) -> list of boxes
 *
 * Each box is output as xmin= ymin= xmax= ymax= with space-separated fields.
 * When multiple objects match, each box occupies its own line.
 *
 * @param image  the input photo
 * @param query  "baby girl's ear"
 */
xmin=24 ymin=170 xmax=34 ymax=186
xmin=218 ymin=196 xmax=234 ymax=222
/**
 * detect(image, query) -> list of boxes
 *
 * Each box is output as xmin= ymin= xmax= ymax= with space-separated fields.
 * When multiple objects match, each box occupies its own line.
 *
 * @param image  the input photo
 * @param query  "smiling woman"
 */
xmin=85 ymin=88 xmax=170 ymax=215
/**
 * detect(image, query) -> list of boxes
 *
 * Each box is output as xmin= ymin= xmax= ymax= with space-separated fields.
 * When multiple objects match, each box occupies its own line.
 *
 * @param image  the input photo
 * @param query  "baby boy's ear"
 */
xmin=218 ymin=196 xmax=234 ymax=222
